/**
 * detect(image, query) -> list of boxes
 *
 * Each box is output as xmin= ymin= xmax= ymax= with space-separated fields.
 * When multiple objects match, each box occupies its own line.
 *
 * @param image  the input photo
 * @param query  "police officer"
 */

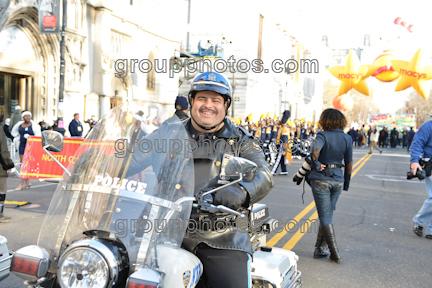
xmin=126 ymin=72 xmax=273 ymax=287
xmin=174 ymin=96 xmax=190 ymax=121
xmin=69 ymin=113 xmax=84 ymax=137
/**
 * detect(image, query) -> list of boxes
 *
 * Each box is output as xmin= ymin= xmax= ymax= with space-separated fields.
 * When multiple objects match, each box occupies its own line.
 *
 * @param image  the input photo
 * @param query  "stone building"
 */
xmin=0 ymin=0 xmax=182 ymax=135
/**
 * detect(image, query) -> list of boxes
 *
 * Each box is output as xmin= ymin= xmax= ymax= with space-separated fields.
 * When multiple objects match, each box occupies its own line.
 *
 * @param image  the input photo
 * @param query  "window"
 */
xmin=147 ymin=52 xmax=155 ymax=92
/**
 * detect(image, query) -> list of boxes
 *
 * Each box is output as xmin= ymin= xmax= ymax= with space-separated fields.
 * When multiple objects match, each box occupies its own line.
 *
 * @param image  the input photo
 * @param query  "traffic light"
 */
xmin=170 ymin=56 xmax=182 ymax=71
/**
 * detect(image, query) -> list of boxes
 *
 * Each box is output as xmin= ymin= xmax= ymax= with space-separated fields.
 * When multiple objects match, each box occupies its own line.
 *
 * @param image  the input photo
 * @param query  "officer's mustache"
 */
xmin=198 ymin=107 xmax=217 ymax=115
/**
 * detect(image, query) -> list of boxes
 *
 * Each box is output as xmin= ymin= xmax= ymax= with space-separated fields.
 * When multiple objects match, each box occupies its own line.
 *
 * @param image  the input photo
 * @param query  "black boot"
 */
xmin=314 ymin=227 xmax=329 ymax=258
xmin=321 ymin=224 xmax=341 ymax=263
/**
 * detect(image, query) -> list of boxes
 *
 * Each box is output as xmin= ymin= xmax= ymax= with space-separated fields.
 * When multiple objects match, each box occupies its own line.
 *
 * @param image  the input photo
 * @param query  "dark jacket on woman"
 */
xmin=309 ymin=129 xmax=353 ymax=191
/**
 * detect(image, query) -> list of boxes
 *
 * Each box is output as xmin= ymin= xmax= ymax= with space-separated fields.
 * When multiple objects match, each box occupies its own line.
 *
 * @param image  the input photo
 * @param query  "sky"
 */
xmin=180 ymin=0 xmax=432 ymax=113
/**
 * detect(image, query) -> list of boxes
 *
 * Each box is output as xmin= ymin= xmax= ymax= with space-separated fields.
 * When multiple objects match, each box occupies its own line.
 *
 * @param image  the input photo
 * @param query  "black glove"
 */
xmin=213 ymin=184 xmax=248 ymax=210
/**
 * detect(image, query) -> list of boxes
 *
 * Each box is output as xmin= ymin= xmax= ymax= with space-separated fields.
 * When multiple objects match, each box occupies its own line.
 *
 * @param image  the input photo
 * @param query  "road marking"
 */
xmin=353 ymin=153 xmax=369 ymax=169
xmin=267 ymin=201 xmax=316 ymax=247
xmin=352 ymin=154 xmax=372 ymax=177
xmin=283 ymin=211 xmax=319 ymax=250
xmin=364 ymin=174 xmax=423 ymax=183
xmin=4 ymin=201 xmax=29 ymax=205
xmin=7 ymin=183 xmax=57 ymax=193
xmin=269 ymin=153 xmax=372 ymax=249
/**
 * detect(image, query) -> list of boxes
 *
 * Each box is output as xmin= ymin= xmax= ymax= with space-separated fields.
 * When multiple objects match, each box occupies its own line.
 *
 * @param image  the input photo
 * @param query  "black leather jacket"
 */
xmin=126 ymin=118 xmax=274 ymax=255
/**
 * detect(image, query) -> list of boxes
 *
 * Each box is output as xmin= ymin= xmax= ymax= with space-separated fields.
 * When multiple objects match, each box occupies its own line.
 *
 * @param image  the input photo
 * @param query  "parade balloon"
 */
xmin=372 ymin=52 xmax=400 ymax=82
xmin=333 ymin=96 xmax=343 ymax=109
xmin=328 ymin=50 xmax=378 ymax=96
xmin=400 ymin=21 xmax=408 ymax=28
xmin=407 ymin=24 xmax=415 ymax=33
xmin=391 ymin=48 xmax=432 ymax=99
xmin=341 ymin=95 xmax=354 ymax=111
xmin=333 ymin=95 xmax=353 ymax=111
xmin=394 ymin=17 xmax=402 ymax=25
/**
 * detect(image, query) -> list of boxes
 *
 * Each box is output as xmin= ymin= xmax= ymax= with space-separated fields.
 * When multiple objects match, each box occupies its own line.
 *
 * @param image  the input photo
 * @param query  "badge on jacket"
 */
xmin=218 ymin=153 xmax=234 ymax=184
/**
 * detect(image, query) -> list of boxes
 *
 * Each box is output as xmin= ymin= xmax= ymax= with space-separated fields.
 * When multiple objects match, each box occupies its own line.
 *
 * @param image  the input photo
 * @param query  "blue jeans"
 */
xmin=413 ymin=175 xmax=432 ymax=235
xmin=311 ymin=179 xmax=343 ymax=226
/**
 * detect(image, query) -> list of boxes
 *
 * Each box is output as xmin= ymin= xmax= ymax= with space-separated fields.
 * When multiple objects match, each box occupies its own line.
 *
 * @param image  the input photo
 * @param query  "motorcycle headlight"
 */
xmin=57 ymin=238 xmax=127 ymax=288
xmin=58 ymin=248 xmax=109 ymax=288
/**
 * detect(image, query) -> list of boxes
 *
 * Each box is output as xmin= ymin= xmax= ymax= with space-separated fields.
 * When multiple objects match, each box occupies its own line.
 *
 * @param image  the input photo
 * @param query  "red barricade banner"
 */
xmin=20 ymin=136 xmax=118 ymax=179
xmin=20 ymin=136 xmax=84 ymax=179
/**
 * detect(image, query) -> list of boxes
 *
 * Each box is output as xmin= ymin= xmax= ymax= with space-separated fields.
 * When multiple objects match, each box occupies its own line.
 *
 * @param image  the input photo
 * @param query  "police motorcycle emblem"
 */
xmin=183 ymin=270 xmax=191 ymax=288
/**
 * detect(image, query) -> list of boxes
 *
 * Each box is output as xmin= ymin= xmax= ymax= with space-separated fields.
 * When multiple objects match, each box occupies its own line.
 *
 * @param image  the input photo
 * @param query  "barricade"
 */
xmin=19 ymin=136 xmax=84 ymax=179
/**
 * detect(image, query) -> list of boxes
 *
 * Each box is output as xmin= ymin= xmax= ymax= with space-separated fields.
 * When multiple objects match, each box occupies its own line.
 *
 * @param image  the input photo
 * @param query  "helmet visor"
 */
xmin=192 ymin=82 xmax=230 ymax=98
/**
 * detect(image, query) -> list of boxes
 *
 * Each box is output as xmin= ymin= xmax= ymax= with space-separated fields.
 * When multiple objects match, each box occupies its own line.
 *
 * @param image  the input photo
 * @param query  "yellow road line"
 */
xmin=5 ymin=201 xmax=29 ymax=205
xmin=267 ymin=201 xmax=316 ymax=247
xmin=268 ymin=153 xmax=372 ymax=249
xmin=353 ymin=153 xmax=368 ymax=169
xmin=283 ymin=210 xmax=319 ymax=250
xmin=352 ymin=154 xmax=372 ymax=177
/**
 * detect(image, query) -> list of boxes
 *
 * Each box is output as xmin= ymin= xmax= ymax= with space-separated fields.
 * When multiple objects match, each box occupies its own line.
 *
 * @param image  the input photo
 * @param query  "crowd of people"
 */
xmin=347 ymin=125 xmax=416 ymax=151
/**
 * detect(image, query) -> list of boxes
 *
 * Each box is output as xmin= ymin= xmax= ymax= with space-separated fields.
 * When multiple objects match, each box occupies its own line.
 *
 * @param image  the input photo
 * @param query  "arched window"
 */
xmin=146 ymin=52 xmax=155 ymax=92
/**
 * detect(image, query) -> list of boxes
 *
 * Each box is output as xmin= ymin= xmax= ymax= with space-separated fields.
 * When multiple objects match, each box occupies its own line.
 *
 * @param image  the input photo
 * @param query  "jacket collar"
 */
xmin=324 ymin=128 xmax=344 ymax=133
xmin=185 ymin=118 xmax=241 ymax=139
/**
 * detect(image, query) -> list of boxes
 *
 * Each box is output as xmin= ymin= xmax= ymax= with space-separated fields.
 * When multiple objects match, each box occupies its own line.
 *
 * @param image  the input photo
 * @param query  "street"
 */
xmin=1 ymin=147 xmax=431 ymax=288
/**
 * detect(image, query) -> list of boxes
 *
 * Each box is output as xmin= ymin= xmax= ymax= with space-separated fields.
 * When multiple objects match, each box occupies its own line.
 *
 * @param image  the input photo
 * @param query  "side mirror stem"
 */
xmin=199 ymin=174 xmax=243 ymax=202
xmin=43 ymin=145 xmax=71 ymax=177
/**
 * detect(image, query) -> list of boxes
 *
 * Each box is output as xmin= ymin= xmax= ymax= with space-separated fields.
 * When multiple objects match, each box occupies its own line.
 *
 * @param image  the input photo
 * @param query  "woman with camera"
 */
xmin=309 ymin=108 xmax=353 ymax=263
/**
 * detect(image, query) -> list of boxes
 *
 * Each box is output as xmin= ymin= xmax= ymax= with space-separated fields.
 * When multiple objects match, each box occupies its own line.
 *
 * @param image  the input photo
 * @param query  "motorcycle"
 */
xmin=8 ymin=101 xmax=302 ymax=288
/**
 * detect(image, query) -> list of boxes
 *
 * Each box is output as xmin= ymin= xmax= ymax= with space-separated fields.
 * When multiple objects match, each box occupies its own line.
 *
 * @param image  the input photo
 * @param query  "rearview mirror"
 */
xmin=41 ymin=131 xmax=64 ymax=152
xmin=225 ymin=157 xmax=257 ymax=182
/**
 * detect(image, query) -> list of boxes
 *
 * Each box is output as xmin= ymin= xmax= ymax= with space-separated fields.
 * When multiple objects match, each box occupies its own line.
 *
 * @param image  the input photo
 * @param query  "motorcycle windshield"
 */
xmin=37 ymin=101 xmax=194 ymax=272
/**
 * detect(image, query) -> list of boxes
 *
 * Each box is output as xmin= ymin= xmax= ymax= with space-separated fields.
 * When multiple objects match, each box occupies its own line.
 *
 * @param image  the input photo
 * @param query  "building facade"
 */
xmin=177 ymin=0 xmax=323 ymax=123
xmin=0 ymin=0 xmax=182 ymax=136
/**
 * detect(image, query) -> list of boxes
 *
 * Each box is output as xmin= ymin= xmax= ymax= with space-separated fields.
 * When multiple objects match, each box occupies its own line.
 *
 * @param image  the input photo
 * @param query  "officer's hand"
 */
xmin=411 ymin=162 xmax=422 ymax=175
xmin=213 ymin=184 xmax=248 ymax=210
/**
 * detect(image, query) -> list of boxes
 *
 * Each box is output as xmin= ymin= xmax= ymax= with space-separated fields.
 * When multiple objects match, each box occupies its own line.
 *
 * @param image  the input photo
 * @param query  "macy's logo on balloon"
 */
xmin=400 ymin=69 xmax=427 ymax=79
xmin=337 ymin=73 xmax=364 ymax=79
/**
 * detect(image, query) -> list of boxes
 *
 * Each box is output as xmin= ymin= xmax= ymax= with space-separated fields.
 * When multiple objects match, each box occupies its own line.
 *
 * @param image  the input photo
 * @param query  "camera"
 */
xmin=407 ymin=169 xmax=425 ymax=180
xmin=407 ymin=158 xmax=430 ymax=180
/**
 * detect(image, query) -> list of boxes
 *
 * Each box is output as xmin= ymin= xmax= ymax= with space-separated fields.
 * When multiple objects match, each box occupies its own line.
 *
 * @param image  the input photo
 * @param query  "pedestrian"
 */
xmin=410 ymin=119 xmax=432 ymax=239
xmin=348 ymin=127 xmax=357 ymax=147
xmin=271 ymin=110 xmax=291 ymax=176
xmin=39 ymin=121 xmax=47 ymax=131
xmin=69 ymin=113 xmax=84 ymax=137
xmin=0 ymin=128 xmax=15 ymax=223
xmin=379 ymin=128 xmax=385 ymax=148
xmin=309 ymin=108 xmax=353 ymax=263
xmin=390 ymin=127 xmax=398 ymax=148
xmin=407 ymin=127 xmax=415 ymax=151
xmin=9 ymin=105 xmax=22 ymax=129
xmin=367 ymin=127 xmax=372 ymax=147
xmin=368 ymin=126 xmax=382 ymax=154
xmin=11 ymin=111 xmax=41 ymax=190
xmin=3 ymin=118 xmax=14 ymax=140
xmin=358 ymin=125 xmax=365 ymax=148
xmin=383 ymin=127 xmax=389 ymax=148
xmin=47 ymin=126 xmax=53 ymax=131
xmin=174 ymin=96 xmax=190 ymax=120
xmin=403 ymin=128 xmax=408 ymax=148
xmin=85 ymin=121 xmax=97 ymax=138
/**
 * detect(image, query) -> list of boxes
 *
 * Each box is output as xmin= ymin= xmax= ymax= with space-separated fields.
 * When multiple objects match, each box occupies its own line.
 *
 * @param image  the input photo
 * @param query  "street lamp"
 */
xmin=56 ymin=0 xmax=67 ymax=135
